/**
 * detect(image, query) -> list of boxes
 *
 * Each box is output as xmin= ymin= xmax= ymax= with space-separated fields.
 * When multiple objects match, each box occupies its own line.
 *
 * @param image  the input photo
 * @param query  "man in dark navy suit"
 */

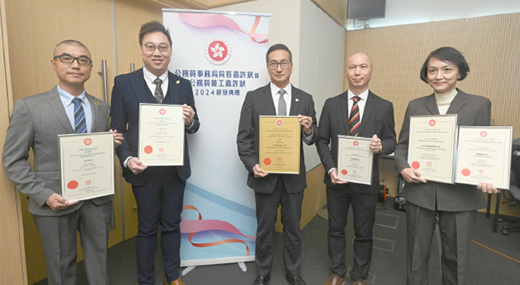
xmin=110 ymin=21 xmax=199 ymax=285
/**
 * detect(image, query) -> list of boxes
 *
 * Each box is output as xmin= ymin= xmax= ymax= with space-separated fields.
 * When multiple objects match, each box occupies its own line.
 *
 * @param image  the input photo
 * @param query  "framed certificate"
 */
xmin=455 ymin=126 xmax=512 ymax=189
xmin=408 ymin=114 xmax=458 ymax=184
xmin=138 ymin=103 xmax=184 ymax=166
xmin=259 ymin=116 xmax=301 ymax=174
xmin=58 ymin=132 xmax=115 ymax=201
xmin=337 ymin=135 xmax=373 ymax=185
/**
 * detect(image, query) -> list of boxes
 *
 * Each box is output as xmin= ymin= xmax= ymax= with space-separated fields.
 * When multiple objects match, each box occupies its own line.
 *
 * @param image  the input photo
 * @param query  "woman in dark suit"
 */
xmin=394 ymin=47 xmax=499 ymax=285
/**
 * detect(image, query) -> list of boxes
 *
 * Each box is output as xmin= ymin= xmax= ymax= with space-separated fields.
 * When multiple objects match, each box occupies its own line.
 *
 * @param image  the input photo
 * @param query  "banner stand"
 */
xmin=163 ymin=9 xmax=270 ymax=270
xmin=181 ymin=262 xmax=247 ymax=277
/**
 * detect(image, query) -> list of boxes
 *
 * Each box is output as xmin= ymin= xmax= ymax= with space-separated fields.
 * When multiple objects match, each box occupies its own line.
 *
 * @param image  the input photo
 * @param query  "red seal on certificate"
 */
xmin=411 ymin=161 xmax=420 ymax=169
xmin=84 ymin=138 xmax=92 ymax=145
xmin=276 ymin=119 xmax=284 ymax=127
xmin=461 ymin=168 xmax=471 ymax=176
xmin=341 ymin=169 xmax=348 ymax=175
xmin=264 ymin=158 xmax=271 ymax=165
xmin=353 ymin=141 xmax=359 ymax=146
xmin=429 ymin=119 xmax=436 ymax=126
xmin=144 ymin=145 xmax=153 ymax=154
xmin=159 ymin=108 xmax=166 ymax=115
xmin=67 ymin=180 xmax=79 ymax=190
xmin=480 ymin=131 xmax=487 ymax=137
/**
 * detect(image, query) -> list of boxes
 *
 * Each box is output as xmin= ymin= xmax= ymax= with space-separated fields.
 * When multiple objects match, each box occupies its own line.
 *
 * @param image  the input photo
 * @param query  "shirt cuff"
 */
xmin=302 ymin=130 xmax=313 ymax=144
xmin=185 ymin=120 xmax=194 ymax=129
xmin=123 ymin=156 xmax=132 ymax=168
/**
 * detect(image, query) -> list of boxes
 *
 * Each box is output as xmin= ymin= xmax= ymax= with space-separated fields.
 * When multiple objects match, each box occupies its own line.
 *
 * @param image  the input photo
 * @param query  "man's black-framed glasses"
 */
xmin=268 ymin=60 xmax=291 ymax=70
xmin=143 ymin=44 xmax=170 ymax=53
xmin=54 ymin=54 xmax=92 ymax=66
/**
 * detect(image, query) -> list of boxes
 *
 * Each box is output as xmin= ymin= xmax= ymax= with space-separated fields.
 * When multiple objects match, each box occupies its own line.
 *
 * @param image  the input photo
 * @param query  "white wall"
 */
xmin=212 ymin=0 xmax=346 ymax=170
xmin=299 ymin=0 xmax=345 ymax=169
xmin=347 ymin=0 xmax=520 ymax=30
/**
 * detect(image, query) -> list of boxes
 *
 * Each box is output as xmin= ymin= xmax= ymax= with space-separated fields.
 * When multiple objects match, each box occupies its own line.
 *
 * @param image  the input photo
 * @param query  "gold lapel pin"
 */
xmin=176 ymin=80 xmax=180 ymax=84
xmin=94 ymin=102 xmax=100 ymax=106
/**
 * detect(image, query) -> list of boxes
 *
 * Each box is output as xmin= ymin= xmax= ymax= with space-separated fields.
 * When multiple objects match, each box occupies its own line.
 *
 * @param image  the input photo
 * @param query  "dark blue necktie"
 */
xmin=72 ymin=98 xmax=87 ymax=133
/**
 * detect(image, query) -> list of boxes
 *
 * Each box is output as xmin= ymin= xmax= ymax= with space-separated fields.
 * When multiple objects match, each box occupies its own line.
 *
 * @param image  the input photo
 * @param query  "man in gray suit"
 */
xmin=3 ymin=40 xmax=122 ymax=285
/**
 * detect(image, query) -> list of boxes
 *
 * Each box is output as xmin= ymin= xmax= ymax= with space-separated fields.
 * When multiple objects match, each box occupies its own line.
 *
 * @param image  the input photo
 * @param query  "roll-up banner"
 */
xmin=163 ymin=9 xmax=270 ymax=267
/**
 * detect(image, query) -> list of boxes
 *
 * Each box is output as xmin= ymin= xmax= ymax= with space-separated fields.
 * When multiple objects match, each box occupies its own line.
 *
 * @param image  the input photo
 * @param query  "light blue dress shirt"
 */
xmin=57 ymin=84 xmax=92 ymax=133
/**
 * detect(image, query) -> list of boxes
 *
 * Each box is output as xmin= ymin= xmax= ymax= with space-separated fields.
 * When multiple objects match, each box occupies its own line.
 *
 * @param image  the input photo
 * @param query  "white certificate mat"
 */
xmin=138 ymin=103 xmax=185 ymax=166
xmin=337 ymin=135 xmax=373 ymax=185
xmin=408 ymin=114 xmax=458 ymax=184
xmin=59 ymin=132 xmax=115 ymax=201
xmin=455 ymin=126 xmax=512 ymax=189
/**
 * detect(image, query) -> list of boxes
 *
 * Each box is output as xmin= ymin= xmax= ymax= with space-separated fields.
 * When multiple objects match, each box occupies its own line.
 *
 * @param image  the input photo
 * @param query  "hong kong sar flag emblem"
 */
xmin=205 ymin=38 xmax=231 ymax=65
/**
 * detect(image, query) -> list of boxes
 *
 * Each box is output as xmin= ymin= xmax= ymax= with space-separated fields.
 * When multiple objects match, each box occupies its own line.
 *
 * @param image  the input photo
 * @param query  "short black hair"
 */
xmin=420 ymin=47 xmax=470 ymax=83
xmin=139 ymin=21 xmax=173 ymax=46
xmin=266 ymin=43 xmax=292 ymax=64
xmin=54 ymin=40 xmax=90 ymax=57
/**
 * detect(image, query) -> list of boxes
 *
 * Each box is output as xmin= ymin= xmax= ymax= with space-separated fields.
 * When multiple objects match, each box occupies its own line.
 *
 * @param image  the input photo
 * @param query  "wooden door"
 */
xmin=4 ymin=0 xmax=119 ymax=283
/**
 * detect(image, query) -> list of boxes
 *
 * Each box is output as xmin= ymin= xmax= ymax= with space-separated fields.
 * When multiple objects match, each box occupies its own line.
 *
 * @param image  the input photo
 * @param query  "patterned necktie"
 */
xmin=349 ymin=96 xmax=361 ymax=136
xmin=153 ymin=77 xmax=164 ymax=103
xmin=277 ymin=89 xmax=287 ymax=116
xmin=72 ymin=98 xmax=87 ymax=133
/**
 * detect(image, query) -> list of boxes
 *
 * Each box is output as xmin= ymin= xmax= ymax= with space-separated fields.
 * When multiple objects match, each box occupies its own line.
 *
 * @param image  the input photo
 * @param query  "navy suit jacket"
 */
xmin=316 ymin=90 xmax=396 ymax=194
xmin=237 ymin=84 xmax=318 ymax=194
xmin=110 ymin=68 xmax=200 ymax=186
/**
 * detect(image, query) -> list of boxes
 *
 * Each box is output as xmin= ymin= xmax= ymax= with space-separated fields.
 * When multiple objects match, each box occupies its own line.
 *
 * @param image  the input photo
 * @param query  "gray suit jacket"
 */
xmin=394 ymin=89 xmax=491 ymax=211
xmin=2 ymin=86 xmax=112 ymax=216
xmin=237 ymin=84 xmax=318 ymax=194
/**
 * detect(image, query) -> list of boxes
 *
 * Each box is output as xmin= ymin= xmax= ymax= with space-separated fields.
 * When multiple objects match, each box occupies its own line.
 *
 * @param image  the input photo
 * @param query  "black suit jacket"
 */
xmin=110 ymin=68 xmax=200 ymax=186
xmin=316 ymin=90 xmax=396 ymax=194
xmin=237 ymin=84 xmax=318 ymax=194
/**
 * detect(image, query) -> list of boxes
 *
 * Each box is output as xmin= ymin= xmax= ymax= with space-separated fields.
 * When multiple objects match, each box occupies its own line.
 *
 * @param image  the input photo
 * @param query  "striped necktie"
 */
xmin=72 ymin=98 xmax=87 ymax=133
xmin=349 ymin=96 xmax=361 ymax=136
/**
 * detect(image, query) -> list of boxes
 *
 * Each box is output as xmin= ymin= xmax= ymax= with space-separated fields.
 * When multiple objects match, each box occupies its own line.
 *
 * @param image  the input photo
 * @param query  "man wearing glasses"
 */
xmin=237 ymin=44 xmax=317 ymax=285
xmin=3 ymin=40 xmax=122 ymax=284
xmin=110 ymin=21 xmax=199 ymax=285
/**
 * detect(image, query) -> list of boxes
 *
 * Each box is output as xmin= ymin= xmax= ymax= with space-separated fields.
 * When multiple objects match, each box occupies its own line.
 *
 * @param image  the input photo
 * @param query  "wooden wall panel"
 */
xmin=0 ymin=0 xmax=27 ymax=283
xmin=346 ymin=13 xmax=520 ymax=216
xmin=346 ymin=13 xmax=520 ymax=139
xmin=5 ymin=0 xmax=117 ymax=283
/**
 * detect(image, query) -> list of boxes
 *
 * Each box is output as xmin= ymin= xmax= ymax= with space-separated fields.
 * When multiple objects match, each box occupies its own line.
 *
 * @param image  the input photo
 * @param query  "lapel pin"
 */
xmin=295 ymin=98 xmax=299 ymax=102
xmin=176 ymin=80 xmax=180 ymax=84
xmin=94 ymin=102 xmax=100 ymax=106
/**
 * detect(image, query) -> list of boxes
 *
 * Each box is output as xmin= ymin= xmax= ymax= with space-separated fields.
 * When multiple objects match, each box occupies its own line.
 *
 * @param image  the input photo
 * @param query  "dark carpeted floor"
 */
xmin=35 ymin=199 xmax=520 ymax=284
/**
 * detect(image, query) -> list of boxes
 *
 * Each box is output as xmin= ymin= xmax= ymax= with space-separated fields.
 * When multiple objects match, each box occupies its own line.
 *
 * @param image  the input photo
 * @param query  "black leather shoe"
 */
xmin=251 ymin=276 xmax=270 ymax=285
xmin=285 ymin=275 xmax=306 ymax=285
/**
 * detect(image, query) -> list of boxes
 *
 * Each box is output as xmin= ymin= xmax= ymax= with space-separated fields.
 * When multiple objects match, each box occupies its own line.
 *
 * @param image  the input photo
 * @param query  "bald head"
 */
xmin=345 ymin=52 xmax=374 ymax=95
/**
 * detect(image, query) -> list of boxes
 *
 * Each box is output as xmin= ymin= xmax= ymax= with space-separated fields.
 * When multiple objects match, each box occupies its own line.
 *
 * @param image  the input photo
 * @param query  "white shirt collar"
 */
xmin=143 ymin=67 xmax=168 ymax=83
xmin=347 ymin=88 xmax=369 ymax=101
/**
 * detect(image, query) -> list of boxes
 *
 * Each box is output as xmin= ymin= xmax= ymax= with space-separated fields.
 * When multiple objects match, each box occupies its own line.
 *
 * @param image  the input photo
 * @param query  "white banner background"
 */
xmin=163 ymin=10 xmax=270 ymax=266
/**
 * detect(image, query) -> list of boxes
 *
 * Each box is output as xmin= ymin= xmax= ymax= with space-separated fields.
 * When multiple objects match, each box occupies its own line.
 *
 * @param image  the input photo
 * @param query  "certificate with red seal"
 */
xmin=259 ymin=116 xmax=301 ymax=174
xmin=138 ymin=103 xmax=184 ymax=166
xmin=408 ymin=114 xmax=458 ymax=184
xmin=337 ymin=135 xmax=373 ymax=185
xmin=455 ymin=126 xmax=512 ymax=189
xmin=59 ymin=132 xmax=115 ymax=201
